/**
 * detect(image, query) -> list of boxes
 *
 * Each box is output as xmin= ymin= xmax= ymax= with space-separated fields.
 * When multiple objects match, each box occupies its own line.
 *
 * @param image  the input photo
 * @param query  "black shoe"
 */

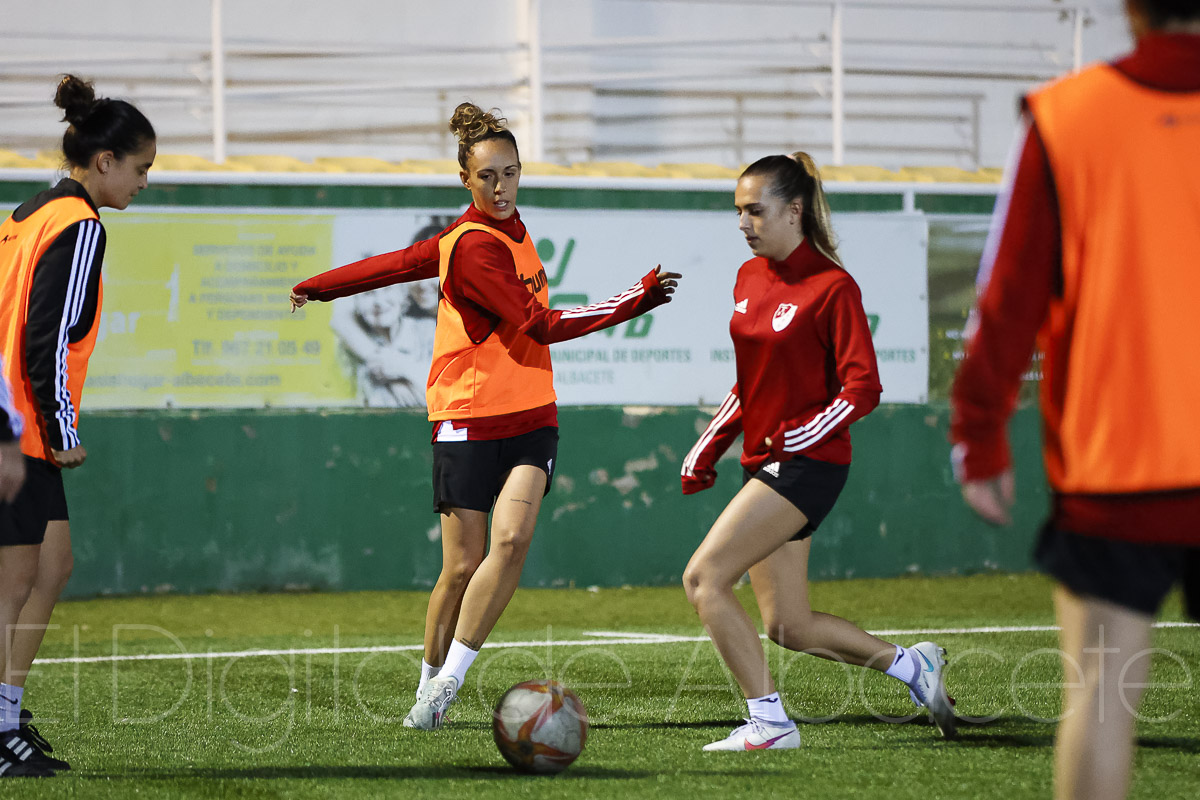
xmin=0 ymin=731 xmax=55 ymax=777
xmin=17 ymin=711 xmax=70 ymax=771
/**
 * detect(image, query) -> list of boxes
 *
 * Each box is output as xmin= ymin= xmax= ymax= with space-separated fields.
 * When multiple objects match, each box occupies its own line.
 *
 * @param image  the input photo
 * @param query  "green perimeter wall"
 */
xmin=2 ymin=177 xmax=1032 ymax=598
xmin=63 ymin=405 xmax=1046 ymax=598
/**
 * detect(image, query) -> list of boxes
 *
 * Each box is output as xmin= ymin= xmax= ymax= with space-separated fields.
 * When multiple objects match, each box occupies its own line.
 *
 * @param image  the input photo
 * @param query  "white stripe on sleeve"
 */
xmin=559 ymin=281 xmax=645 ymax=319
xmin=976 ymin=119 xmax=1028 ymax=296
xmin=682 ymin=391 xmax=739 ymax=476
xmin=781 ymin=399 xmax=854 ymax=453
xmin=52 ymin=219 xmax=101 ymax=450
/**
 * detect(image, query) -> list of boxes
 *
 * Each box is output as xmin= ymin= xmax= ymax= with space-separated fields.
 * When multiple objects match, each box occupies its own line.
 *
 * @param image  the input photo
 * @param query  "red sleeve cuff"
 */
xmin=951 ymin=437 xmax=1012 ymax=483
xmin=641 ymin=269 xmax=668 ymax=303
xmin=293 ymin=277 xmax=320 ymax=297
xmin=681 ymin=469 xmax=716 ymax=495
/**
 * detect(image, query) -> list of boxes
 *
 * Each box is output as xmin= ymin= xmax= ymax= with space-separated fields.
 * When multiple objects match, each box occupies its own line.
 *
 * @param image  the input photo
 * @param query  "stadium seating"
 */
xmin=570 ymin=161 xmax=674 ymax=178
xmin=0 ymin=149 xmax=46 ymax=169
xmin=657 ymin=163 xmax=741 ymax=180
xmin=393 ymin=159 xmax=461 ymax=174
xmin=225 ymin=155 xmax=346 ymax=172
xmin=900 ymin=166 xmax=997 ymax=183
xmin=819 ymin=165 xmax=903 ymax=182
xmin=519 ymin=161 xmax=578 ymax=176
xmin=0 ymin=149 xmax=1003 ymax=184
xmin=152 ymin=153 xmax=253 ymax=172
xmin=312 ymin=157 xmax=413 ymax=173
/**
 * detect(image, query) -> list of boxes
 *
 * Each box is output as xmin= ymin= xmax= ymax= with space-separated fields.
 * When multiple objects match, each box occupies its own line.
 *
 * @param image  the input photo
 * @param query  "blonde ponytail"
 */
xmin=789 ymin=151 xmax=841 ymax=266
xmin=741 ymin=151 xmax=843 ymax=266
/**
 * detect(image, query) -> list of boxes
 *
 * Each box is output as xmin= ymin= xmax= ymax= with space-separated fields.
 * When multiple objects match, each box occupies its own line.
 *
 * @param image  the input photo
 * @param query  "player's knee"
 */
xmin=682 ymin=560 xmax=714 ymax=607
xmin=760 ymin=614 xmax=784 ymax=646
xmin=762 ymin=618 xmax=799 ymax=649
xmin=44 ymin=550 xmax=74 ymax=595
xmin=490 ymin=527 xmax=533 ymax=562
xmin=761 ymin=611 xmax=813 ymax=649
xmin=0 ymin=564 xmax=37 ymax=609
xmin=441 ymin=555 xmax=482 ymax=590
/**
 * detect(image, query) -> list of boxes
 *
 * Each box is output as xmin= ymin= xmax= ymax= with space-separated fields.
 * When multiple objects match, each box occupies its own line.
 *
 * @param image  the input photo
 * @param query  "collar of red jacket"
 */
xmin=462 ymin=202 xmax=526 ymax=242
xmin=1115 ymin=32 xmax=1200 ymax=92
xmin=769 ymin=237 xmax=832 ymax=279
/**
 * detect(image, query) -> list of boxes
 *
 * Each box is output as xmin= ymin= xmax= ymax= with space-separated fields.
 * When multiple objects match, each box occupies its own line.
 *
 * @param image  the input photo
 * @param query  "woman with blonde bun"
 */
xmin=292 ymin=103 xmax=680 ymax=730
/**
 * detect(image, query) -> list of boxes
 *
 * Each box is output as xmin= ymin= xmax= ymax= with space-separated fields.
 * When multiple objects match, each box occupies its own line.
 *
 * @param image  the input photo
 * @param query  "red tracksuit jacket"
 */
xmin=683 ymin=238 xmax=882 ymax=492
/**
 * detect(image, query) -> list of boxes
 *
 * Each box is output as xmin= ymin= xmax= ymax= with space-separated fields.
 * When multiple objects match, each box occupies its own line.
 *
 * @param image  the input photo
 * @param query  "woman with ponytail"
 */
xmin=0 ymin=75 xmax=155 ymax=777
xmin=292 ymin=103 xmax=679 ymax=730
xmin=680 ymin=152 xmax=955 ymax=751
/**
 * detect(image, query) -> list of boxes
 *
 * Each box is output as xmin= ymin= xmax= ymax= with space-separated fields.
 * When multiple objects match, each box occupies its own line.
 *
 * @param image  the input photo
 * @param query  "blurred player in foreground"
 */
xmin=950 ymin=2 xmax=1200 ymax=797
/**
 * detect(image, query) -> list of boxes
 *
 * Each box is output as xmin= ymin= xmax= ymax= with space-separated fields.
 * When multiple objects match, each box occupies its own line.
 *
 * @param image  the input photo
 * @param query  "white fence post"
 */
xmin=210 ymin=0 xmax=227 ymax=164
xmin=831 ymin=2 xmax=845 ymax=166
xmin=1072 ymin=6 xmax=1085 ymax=72
xmin=525 ymin=0 xmax=545 ymax=162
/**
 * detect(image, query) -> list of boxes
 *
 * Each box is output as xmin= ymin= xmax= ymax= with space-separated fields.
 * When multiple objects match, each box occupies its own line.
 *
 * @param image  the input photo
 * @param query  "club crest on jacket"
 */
xmin=772 ymin=303 xmax=798 ymax=332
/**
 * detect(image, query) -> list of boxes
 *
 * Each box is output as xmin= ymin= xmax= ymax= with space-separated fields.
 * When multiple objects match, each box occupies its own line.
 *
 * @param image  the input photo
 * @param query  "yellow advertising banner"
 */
xmin=86 ymin=213 xmax=355 ymax=408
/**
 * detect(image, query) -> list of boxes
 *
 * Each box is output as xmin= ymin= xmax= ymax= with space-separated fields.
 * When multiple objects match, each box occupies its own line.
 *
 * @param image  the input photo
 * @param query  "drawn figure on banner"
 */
xmin=330 ymin=218 xmax=448 ymax=407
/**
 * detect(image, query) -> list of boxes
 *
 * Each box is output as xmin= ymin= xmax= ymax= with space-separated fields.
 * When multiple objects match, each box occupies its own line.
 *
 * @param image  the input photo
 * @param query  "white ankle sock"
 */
xmin=747 ymin=692 xmax=789 ymax=725
xmin=884 ymin=645 xmax=916 ymax=685
xmin=435 ymin=640 xmax=479 ymax=687
xmin=0 ymin=683 xmax=23 ymax=732
xmin=417 ymin=659 xmax=438 ymax=697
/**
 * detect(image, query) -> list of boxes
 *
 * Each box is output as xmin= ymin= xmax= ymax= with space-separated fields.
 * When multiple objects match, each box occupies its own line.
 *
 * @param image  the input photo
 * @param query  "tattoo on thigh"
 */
xmin=511 ymin=498 xmax=533 ymax=506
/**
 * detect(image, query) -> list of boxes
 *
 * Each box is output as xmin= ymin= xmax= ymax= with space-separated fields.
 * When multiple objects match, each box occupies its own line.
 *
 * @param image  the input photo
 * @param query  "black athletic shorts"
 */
xmin=0 ymin=456 xmax=69 ymax=546
xmin=743 ymin=455 xmax=850 ymax=541
xmin=1035 ymin=523 xmax=1200 ymax=618
xmin=432 ymin=426 xmax=559 ymax=513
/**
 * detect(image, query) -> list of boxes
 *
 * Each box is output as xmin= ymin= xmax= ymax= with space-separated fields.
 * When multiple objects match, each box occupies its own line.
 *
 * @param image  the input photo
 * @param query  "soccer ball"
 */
xmin=492 ymin=679 xmax=588 ymax=774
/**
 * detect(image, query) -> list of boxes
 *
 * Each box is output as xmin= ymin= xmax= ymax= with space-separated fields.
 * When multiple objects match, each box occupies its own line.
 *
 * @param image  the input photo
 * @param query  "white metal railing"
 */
xmin=0 ymin=0 xmax=1098 ymax=168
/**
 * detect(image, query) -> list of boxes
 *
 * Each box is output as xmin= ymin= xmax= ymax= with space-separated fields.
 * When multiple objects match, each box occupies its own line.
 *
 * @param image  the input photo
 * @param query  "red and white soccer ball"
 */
xmin=492 ymin=679 xmax=588 ymax=774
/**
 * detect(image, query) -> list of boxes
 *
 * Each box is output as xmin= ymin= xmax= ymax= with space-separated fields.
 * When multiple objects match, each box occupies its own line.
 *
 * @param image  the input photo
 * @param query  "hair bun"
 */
xmin=54 ymin=74 xmax=98 ymax=127
xmin=790 ymin=151 xmax=821 ymax=177
xmin=449 ymin=102 xmax=507 ymax=143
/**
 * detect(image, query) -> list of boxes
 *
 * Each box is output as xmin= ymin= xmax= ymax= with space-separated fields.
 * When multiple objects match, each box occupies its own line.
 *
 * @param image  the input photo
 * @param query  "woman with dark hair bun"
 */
xmin=0 ymin=74 xmax=155 ymax=777
xmin=680 ymin=151 xmax=956 ymax=751
xmin=292 ymin=102 xmax=680 ymax=731
xmin=54 ymin=74 xmax=156 ymax=181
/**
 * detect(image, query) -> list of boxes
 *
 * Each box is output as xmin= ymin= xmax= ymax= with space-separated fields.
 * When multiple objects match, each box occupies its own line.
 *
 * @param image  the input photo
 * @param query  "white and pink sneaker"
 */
xmin=702 ymin=719 xmax=800 ymax=752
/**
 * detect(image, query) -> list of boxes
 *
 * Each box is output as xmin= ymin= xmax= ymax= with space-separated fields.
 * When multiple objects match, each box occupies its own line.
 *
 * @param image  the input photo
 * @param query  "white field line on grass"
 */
xmin=34 ymin=621 xmax=1198 ymax=667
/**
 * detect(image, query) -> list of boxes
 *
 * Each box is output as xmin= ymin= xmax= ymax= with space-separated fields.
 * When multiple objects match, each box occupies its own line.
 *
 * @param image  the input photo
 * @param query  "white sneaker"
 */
xmin=907 ymin=641 xmax=957 ymax=738
xmin=403 ymin=675 xmax=459 ymax=730
xmin=702 ymin=719 xmax=800 ymax=752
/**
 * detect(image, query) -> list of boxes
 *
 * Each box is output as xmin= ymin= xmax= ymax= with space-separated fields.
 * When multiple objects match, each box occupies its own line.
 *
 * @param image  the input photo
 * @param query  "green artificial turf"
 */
xmin=5 ymin=573 xmax=1196 ymax=798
